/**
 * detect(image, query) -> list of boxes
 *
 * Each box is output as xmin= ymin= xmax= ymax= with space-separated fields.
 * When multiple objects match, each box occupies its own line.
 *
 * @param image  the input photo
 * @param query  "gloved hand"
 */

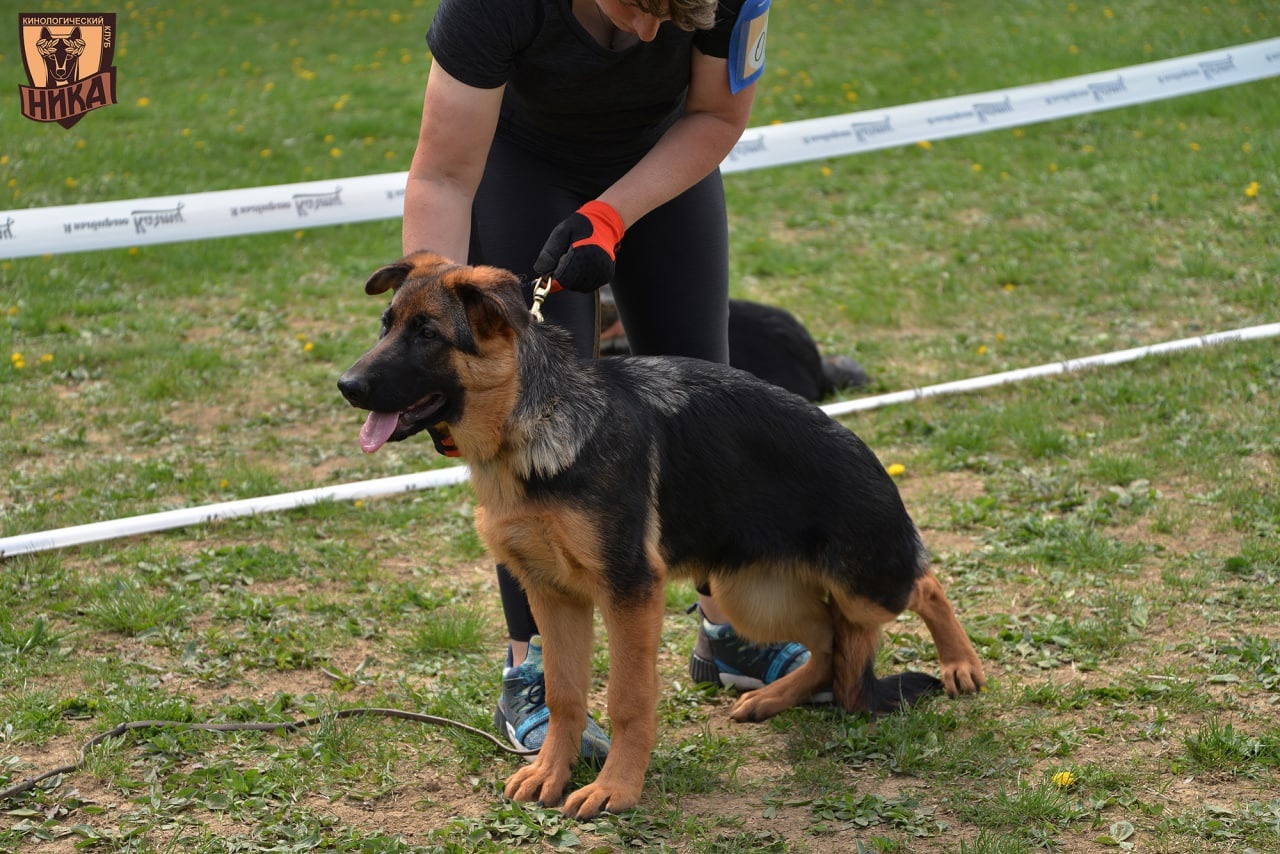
xmin=533 ymin=200 xmax=625 ymax=293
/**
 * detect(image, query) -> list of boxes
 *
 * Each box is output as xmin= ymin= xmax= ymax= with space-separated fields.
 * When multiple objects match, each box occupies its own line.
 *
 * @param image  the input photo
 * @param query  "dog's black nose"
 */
xmin=337 ymin=372 xmax=368 ymax=406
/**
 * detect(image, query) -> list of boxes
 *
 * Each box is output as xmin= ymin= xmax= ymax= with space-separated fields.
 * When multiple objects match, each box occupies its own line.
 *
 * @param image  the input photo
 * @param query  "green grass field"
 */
xmin=2 ymin=1 xmax=1278 ymax=851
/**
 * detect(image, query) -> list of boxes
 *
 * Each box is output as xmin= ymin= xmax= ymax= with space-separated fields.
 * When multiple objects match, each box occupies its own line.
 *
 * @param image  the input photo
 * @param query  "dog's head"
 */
xmin=337 ymin=251 xmax=530 ymax=458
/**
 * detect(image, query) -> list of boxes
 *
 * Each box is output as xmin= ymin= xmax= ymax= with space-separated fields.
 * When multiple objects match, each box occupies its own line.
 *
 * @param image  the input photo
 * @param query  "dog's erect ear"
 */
xmin=455 ymin=267 xmax=531 ymax=340
xmin=364 ymin=261 xmax=413 ymax=296
xmin=364 ymin=252 xmax=459 ymax=296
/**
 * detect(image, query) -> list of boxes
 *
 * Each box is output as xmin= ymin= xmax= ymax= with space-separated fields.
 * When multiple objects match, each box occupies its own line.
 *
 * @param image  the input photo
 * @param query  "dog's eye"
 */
xmin=419 ymin=326 xmax=438 ymax=340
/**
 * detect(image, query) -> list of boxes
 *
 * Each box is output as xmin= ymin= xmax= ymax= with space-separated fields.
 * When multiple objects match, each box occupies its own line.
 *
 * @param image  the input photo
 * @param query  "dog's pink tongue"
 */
xmin=359 ymin=411 xmax=399 ymax=453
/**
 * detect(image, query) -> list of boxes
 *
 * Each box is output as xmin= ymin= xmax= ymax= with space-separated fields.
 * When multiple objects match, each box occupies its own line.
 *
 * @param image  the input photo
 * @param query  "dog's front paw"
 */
xmin=504 ymin=760 xmax=571 ymax=807
xmin=941 ymin=657 xmax=986 ymax=696
xmin=562 ymin=779 xmax=642 ymax=819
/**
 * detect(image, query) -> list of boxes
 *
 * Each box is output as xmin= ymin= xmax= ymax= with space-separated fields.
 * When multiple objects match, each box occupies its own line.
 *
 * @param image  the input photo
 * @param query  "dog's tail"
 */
xmin=831 ymin=610 xmax=943 ymax=715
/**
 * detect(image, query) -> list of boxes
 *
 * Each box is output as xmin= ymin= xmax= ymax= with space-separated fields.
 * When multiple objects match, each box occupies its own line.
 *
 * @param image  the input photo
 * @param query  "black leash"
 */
xmin=0 ymin=707 xmax=537 ymax=803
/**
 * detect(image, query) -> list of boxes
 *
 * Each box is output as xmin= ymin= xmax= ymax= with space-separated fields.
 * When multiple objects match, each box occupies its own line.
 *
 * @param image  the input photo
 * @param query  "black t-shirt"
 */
xmin=426 ymin=0 xmax=745 ymax=167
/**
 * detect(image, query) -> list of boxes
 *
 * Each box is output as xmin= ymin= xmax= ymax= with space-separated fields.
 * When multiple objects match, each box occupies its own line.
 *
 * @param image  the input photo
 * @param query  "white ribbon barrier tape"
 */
xmin=1 ymin=38 xmax=1276 ymax=260
xmin=3 ymin=322 xmax=1277 ymax=559
xmin=720 ymin=37 xmax=1280 ymax=173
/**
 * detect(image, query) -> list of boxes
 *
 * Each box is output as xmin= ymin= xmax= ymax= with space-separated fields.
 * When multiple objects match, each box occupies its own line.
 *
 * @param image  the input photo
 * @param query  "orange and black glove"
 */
xmin=533 ymin=200 xmax=625 ymax=293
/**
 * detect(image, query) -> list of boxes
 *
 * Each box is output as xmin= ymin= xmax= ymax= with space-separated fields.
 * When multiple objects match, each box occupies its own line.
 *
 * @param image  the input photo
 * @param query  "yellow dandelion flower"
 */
xmin=1049 ymin=163 xmax=1059 ymax=173
xmin=1052 ymin=770 xmax=1077 ymax=788
xmin=181 ymin=127 xmax=191 ymax=137
xmin=1150 ymin=192 xmax=1160 ymax=205
xmin=1245 ymin=181 xmax=1259 ymax=198
xmin=354 ymin=499 xmax=364 ymax=508
xmin=996 ymin=332 xmax=1006 ymax=343
xmin=263 ymin=81 xmax=275 ymax=93
xmin=977 ymin=344 xmax=988 ymax=355
xmin=40 ymin=353 xmax=53 ymax=364
xmin=1082 ymin=144 xmax=1095 ymax=154
xmin=220 ymin=478 xmax=230 ymax=489
xmin=885 ymin=463 xmax=906 ymax=478
xmin=260 ymin=148 xmax=272 ymax=158
xmin=917 ymin=140 xmax=932 ymax=150
xmin=136 ymin=96 xmax=150 ymax=107
xmin=65 ymin=177 xmax=78 ymax=188
xmin=304 ymin=341 xmax=314 ymax=352
xmin=76 ymin=139 xmax=87 ymax=150
xmin=324 ymin=133 xmax=335 ymax=143
xmin=10 ymin=352 xmax=22 ymax=363
xmin=820 ymin=166 xmax=832 ymax=177
xmin=294 ymin=230 xmax=306 ymax=240
xmin=1242 ymin=142 xmax=1252 ymax=154
xmin=1189 ymin=142 xmax=1201 ymax=152
xmin=330 ymin=147 xmax=342 ymax=158
xmin=1003 ymin=283 xmax=1016 ymax=293
xmin=972 ymin=163 xmax=983 ymax=173
xmin=1069 ymin=44 xmax=1079 ymax=55
xmin=6 ymin=306 xmax=18 ymax=317
xmin=1103 ymin=7 xmax=1114 ymax=19
xmin=12 ymin=358 xmax=25 ymax=369
xmin=0 ymin=155 xmax=8 ymax=166
xmin=844 ymin=90 xmax=858 ymax=103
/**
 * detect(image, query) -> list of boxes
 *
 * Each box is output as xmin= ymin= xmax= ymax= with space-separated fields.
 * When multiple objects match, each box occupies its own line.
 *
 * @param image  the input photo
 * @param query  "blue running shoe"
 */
xmin=688 ymin=609 xmax=833 ymax=703
xmin=494 ymin=635 xmax=611 ymax=763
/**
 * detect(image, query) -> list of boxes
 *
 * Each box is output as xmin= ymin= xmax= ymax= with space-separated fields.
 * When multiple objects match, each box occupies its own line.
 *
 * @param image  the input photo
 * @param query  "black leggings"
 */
xmin=470 ymin=135 xmax=731 ymax=642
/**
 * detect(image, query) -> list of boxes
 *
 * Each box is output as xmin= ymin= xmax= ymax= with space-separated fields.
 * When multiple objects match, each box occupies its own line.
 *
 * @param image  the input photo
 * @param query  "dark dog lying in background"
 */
xmin=599 ymin=295 xmax=869 ymax=402
xmin=338 ymin=253 xmax=985 ymax=819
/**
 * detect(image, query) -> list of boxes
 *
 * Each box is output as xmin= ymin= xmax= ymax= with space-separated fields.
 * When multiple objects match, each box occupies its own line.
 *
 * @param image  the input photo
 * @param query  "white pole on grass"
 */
xmin=0 ymin=467 xmax=469 ymax=558
xmin=1 ymin=322 xmax=1277 ymax=559
xmin=821 ymin=322 xmax=1280 ymax=418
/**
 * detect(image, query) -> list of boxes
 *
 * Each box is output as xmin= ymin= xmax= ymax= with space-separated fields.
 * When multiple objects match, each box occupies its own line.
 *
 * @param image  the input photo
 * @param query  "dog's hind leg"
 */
xmin=829 ymin=591 xmax=943 ymax=714
xmin=561 ymin=577 xmax=668 ymax=819
xmin=709 ymin=572 xmax=835 ymax=723
xmin=907 ymin=569 xmax=986 ymax=696
xmin=503 ymin=588 xmax=595 ymax=809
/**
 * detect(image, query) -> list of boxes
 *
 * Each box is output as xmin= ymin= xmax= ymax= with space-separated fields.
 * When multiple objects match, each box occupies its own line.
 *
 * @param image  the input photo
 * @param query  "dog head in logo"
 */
xmin=36 ymin=26 xmax=85 ymax=86
xmin=337 ymin=251 xmax=529 ymax=459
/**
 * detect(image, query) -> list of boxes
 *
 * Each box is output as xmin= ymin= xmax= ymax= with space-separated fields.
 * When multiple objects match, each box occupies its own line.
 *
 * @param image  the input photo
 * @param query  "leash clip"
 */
xmin=530 ymin=275 xmax=554 ymax=324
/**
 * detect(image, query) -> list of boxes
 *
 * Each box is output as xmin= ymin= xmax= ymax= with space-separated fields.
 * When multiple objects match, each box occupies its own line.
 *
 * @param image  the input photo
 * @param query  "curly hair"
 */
xmin=630 ymin=0 xmax=718 ymax=32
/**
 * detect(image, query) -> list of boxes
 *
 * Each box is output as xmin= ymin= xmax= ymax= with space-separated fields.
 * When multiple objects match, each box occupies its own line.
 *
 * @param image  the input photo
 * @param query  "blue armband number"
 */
xmin=727 ymin=0 xmax=770 ymax=94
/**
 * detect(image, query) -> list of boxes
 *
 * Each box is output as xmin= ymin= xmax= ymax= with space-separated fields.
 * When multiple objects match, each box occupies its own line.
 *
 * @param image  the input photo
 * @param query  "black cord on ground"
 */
xmin=0 ymin=707 xmax=537 ymax=803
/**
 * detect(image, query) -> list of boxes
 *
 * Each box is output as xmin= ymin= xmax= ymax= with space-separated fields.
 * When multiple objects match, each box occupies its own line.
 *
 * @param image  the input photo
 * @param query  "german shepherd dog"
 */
xmin=338 ymin=252 xmax=985 ymax=819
